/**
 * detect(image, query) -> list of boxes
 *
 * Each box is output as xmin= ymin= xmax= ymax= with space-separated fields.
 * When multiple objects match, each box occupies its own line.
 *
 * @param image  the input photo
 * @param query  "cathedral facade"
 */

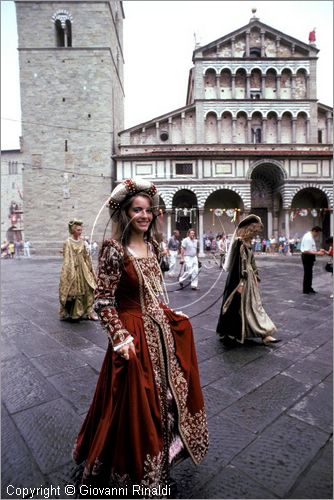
xmin=116 ymin=13 xmax=333 ymax=252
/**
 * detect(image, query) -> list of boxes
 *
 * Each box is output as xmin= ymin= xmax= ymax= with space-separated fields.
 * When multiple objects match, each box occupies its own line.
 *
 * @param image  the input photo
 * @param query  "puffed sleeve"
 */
xmin=93 ymin=239 xmax=133 ymax=351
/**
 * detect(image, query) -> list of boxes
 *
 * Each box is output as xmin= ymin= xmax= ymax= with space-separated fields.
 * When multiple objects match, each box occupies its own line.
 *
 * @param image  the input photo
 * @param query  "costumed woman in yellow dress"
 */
xmin=59 ymin=220 xmax=98 ymax=321
xmin=216 ymin=214 xmax=279 ymax=346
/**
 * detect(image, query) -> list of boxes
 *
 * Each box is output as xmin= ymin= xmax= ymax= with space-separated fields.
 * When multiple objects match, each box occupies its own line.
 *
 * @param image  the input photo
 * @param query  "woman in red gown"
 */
xmin=72 ymin=179 xmax=208 ymax=495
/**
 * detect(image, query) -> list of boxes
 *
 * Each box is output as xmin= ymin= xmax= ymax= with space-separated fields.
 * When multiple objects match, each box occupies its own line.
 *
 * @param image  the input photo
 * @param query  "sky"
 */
xmin=1 ymin=0 xmax=333 ymax=150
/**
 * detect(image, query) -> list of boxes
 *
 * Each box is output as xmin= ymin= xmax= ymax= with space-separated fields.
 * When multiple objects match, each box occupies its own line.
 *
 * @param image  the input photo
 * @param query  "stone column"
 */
xmin=306 ymin=74 xmax=310 ymax=99
xmin=247 ymin=118 xmax=252 ymax=143
xmin=141 ymin=127 xmax=146 ymax=144
xmin=232 ymin=117 xmax=237 ymax=143
xmin=292 ymin=117 xmax=297 ymax=144
xmin=261 ymin=29 xmax=265 ymax=57
xmin=262 ymin=117 xmax=267 ymax=144
xmin=267 ymin=211 xmax=273 ymax=238
xmin=276 ymin=75 xmax=281 ymax=99
xmin=168 ymin=117 xmax=173 ymax=143
xmin=217 ymin=117 xmax=222 ymax=143
xmin=181 ymin=112 xmax=185 ymax=144
xmin=261 ymin=75 xmax=266 ymax=98
xmin=156 ymin=122 xmax=160 ymax=142
xmin=245 ymin=30 xmax=250 ymax=57
xmin=231 ymin=74 xmax=236 ymax=98
xmin=198 ymin=208 xmax=205 ymax=257
xmin=277 ymin=118 xmax=282 ymax=143
xmin=291 ymin=75 xmax=296 ymax=99
xmin=306 ymin=118 xmax=310 ymax=143
xmin=284 ymin=210 xmax=290 ymax=245
xmin=166 ymin=210 xmax=172 ymax=240
xmin=246 ymin=74 xmax=250 ymax=98
xmin=216 ymin=74 xmax=221 ymax=99
xmin=326 ymin=112 xmax=332 ymax=143
xmin=231 ymin=37 xmax=235 ymax=57
xmin=276 ymin=36 xmax=280 ymax=56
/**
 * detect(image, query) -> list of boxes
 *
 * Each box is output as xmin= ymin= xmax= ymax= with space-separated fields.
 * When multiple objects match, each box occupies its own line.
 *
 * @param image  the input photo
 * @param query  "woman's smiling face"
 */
xmin=127 ymin=195 xmax=153 ymax=235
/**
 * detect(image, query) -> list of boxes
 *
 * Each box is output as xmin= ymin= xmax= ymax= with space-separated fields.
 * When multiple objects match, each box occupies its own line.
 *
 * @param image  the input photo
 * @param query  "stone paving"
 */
xmin=1 ymin=254 xmax=333 ymax=499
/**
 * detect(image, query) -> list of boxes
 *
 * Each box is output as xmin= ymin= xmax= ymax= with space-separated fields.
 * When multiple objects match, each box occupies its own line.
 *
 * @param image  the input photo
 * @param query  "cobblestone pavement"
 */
xmin=1 ymin=254 xmax=333 ymax=499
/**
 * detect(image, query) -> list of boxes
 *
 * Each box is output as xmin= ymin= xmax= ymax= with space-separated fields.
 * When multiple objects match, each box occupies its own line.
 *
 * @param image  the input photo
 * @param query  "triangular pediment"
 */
xmin=194 ymin=19 xmax=319 ymax=59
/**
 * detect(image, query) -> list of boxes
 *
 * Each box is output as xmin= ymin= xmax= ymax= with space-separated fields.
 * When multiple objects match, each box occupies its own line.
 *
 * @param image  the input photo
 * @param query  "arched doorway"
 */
xmin=172 ymin=190 xmax=198 ymax=238
xmin=291 ymin=188 xmax=330 ymax=242
xmin=250 ymin=162 xmax=286 ymax=238
xmin=204 ymin=189 xmax=244 ymax=237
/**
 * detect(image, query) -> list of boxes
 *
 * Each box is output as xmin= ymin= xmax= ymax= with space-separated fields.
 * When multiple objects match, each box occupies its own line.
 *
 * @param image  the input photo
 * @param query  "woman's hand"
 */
xmin=117 ymin=342 xmax=136 ymax=360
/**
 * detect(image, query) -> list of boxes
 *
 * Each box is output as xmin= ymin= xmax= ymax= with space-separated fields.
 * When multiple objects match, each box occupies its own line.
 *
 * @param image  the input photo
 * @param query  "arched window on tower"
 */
xmin=53 ymin=11 xmax=73 ymax=47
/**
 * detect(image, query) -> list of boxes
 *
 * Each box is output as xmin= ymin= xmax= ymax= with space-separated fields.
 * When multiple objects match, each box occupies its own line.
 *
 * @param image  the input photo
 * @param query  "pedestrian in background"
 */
xmin=59 ymin=220 xmax=98 ymax=321
xmin=216 ymin=214 xmax=279 ymax=346
xmin=323 ymin=236 xmax=333 ymax=298
xmin=14 ymin=240 xmax=21 ymax=258
xmin=8 ymin=241 xmax=15 ymax=259
xmin=23 ymin=240 xmax=31 ymax=258
xmin=179 ymin=228 xmax=200 ymax=290
xmin=72 ymin=178 xmax=208 ymax=492
xmin=167 ymin=229 xmax=180 ymax=277
xmin=300 ymin=226 xmax=325 ymax=294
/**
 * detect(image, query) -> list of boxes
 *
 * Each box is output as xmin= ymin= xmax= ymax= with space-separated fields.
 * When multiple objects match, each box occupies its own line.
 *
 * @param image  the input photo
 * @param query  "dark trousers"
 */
xmin=302 ymin=253 xmax=315 ymax=292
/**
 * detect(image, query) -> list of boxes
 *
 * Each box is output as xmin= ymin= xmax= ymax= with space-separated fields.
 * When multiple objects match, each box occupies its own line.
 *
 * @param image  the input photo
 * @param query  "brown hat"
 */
xmin=238 ymin=214 xmax=262 ymax=228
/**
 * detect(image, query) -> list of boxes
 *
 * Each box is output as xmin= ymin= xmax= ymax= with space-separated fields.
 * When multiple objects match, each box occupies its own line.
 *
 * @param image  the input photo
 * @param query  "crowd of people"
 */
xmin=202 ymin=232 xmax=303 ymax=256
xmin=1 ymin=239 xmax=32 ymax=258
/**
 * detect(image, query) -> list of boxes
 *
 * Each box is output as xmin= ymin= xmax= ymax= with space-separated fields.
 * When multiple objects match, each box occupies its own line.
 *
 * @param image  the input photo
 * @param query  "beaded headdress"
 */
xmin=107 ymin=178 xmax=160 ymax=220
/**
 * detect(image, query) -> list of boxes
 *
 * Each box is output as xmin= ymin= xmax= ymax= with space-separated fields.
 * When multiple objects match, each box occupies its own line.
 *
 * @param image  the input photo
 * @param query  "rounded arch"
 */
xmin=265 ymin=67 xmax=278 ymax=75
xmin=204 ymin=185 xmax=246 ymax=205
xmin=295 ymin=66 xmax=309 ymax=75
xmin=279 ymin=67 xmax=293 ymax=76
xmin=220 ymin=110 xmax=233 ymax=119
xmin=219 ymin=66 xmax=232 ymax=75
xmin=247 ymin=159 xmax=287 ymax=181
xmin=203 ymin=188 xmax=245 ymax=236
xmin=203 ymin=67 xmax=217 ymax=76
xmin=172 ymin=189 xmax=199 ymax=237
xmin=204 ymin=110 xmax=219 ymax=119
xmin=249 ymin=65 xmax=262 ymax=75
xmin=250 ymin=110 xmax=264 ymax=118
xmin=290 ymin=186 xmax=331 ymax=240
xmin=289 ymin=184 xmax=332 ymax=207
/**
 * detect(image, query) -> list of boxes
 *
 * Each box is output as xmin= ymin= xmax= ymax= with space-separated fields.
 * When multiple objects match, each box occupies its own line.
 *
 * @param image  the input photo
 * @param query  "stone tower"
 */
xmin=15 ymin=0 xmax=124 ymax=252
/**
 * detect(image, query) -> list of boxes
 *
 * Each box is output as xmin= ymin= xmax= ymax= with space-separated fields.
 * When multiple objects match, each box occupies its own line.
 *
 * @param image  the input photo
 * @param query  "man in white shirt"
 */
xmin=179 ymin=229 xmax=199 ymax=290
xmin=300 ymin=226 xmax=325 ymax=294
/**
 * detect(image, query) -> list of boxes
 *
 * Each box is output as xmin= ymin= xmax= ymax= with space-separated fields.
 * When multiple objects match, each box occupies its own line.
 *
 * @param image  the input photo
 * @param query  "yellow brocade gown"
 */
xmin=59 ymin=238 xmax=97 ymax=320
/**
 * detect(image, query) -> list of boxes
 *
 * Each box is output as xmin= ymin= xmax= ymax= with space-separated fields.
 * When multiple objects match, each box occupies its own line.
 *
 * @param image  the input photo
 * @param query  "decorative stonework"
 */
xmin=157 ymin=183 xmax=251 ymax=210
xmin=52 ymin=10 xmax=73 ymax=27
xmin=284 ymin=183 xmax=333 ymax=208
xmin=202 ymin=60 xmax=310 ymax=76
xmin=203 ymin=101 xmax=311 ymax=119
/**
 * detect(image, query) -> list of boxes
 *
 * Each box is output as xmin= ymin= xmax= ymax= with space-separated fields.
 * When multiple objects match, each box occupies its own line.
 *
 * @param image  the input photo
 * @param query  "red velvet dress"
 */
xmin=72 ymin=240 xmax=208 ymax=489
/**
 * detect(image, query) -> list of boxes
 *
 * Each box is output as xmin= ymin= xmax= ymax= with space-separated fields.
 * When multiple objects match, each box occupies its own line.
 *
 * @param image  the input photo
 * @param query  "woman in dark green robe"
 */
xmin=216 ymin=214 xmax=279 ymax=346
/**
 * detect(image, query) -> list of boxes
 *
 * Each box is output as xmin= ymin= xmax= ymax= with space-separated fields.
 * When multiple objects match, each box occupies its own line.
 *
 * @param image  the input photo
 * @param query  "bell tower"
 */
xmin=15 ymin=0 xmax=124 ymax=252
